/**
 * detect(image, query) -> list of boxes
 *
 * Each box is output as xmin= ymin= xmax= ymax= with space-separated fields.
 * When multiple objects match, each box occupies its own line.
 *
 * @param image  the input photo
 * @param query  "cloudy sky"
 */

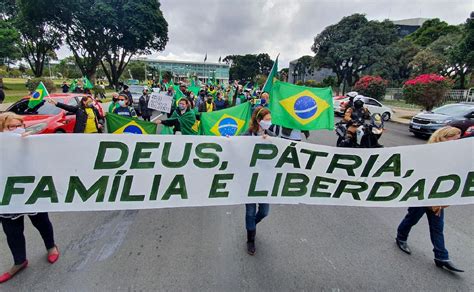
xmin=57 ymin=0 xmax=472 ymax=68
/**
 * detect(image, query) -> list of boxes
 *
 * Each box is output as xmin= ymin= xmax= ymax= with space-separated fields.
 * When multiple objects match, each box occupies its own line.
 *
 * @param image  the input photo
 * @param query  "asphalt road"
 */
xmin=1 ymin=120 xmax=473 ymax=291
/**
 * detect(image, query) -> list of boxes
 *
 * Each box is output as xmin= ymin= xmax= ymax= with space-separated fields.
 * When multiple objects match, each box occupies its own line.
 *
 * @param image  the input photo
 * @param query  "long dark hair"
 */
xmin=248 ymin=106 xmax=270 ymax=134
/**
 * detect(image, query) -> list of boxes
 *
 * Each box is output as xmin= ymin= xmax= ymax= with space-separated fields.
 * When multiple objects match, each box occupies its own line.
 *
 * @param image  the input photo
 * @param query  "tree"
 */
xmin=312 ymin=14 xmax=398 ymax=89
xmin=127 ymin=61 xmax=146 ymax=82
xmin=366 ymin=39 xmax=419 ymax=85
xmin=278 ymin=68 xmax=289 ymax=82
xmin=2 ymin=0 xmax=62 ymax=77
xmin=294 ymin=55 xmax=313 ymax=83
xmin=353 ymin=75 xmax=388 ymax=100
xmin=405 ymin=18 xmax=460 ymax=47
xmin=0 ymin=20 xmax=20 ymax=65
xmin=223 ymin=53 xmax=274 ymax=81
xmin=403 ymin=74 xmax=453 ymax=111
xmin=409 ymin=49 xmax=444 ymax=76
xmin=100 ymin=0 xmax=168 ymax=88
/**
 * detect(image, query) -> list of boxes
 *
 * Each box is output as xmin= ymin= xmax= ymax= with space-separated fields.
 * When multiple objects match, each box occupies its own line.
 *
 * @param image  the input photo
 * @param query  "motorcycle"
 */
xmin=336 ymin=113 xmax=384 ymax=148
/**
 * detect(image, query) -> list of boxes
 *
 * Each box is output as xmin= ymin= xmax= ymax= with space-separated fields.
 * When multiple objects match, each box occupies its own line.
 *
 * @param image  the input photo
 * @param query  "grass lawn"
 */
xmin=2 ymin=78 xmax=116 ymax=104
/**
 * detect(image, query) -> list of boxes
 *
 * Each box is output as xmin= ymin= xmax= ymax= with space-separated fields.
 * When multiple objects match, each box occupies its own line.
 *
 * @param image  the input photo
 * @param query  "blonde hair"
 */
xmin=428 ymin=126 xmax=461 ymax=144
xmin=0 ymin=112 xmax=24 ymax=132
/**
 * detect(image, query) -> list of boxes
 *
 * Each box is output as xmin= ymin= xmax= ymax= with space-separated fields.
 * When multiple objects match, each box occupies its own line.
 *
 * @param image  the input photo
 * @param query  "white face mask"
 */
xmin=118 ymin=100 xmax=126 ymax=107
xmin=7 ymin=127 xmax=26 ymax=135
xmin=259 ymin=120 xmax=272 ymax=130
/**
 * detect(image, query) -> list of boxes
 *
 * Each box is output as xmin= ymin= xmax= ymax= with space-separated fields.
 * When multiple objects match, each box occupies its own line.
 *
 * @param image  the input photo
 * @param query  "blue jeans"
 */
xmin=245 ymin=204 xmax=270 ymax=231
xmin=397 ymin=207 xmax=449 ymax=261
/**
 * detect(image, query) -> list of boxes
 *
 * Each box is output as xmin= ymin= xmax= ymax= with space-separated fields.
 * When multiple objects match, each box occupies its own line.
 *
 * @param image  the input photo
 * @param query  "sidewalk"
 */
xmin=391 ymin=106 xmax=420 ymax=125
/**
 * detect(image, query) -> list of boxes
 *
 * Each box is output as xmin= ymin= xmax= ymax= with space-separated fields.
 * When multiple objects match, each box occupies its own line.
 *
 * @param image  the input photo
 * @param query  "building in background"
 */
xmin=288 ymin=58 xmax=335 ymax=84
xmin=392 ymin=18 xmax=430 ymax=37
xmin=134 ymin=57 xmax=230 ymax=84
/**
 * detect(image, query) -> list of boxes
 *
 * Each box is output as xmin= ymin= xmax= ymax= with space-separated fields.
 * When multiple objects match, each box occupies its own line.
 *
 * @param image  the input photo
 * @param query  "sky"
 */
xmin=56 ymin=0 xmax=472 ymax=69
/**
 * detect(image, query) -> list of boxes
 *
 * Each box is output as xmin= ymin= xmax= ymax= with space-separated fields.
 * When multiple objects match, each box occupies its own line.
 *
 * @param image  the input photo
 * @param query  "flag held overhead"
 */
xmin=28 ymin=81 xmax=49 ymax=109
xmin=270 ymin=81 xmax=334 ymax=131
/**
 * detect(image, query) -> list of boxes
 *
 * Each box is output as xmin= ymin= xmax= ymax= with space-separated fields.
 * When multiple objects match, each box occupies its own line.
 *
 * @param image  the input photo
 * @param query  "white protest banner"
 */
xmin=147 ymin=92 xmax=172 ymax=113
xmin=0 ymin=134 xmax=473 ymax=214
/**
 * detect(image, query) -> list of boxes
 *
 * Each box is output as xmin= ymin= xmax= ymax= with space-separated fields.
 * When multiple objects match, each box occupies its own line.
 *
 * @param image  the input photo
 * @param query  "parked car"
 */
xmin=128 ymin=84 xmax=145 ymax=114
xmin=5 ymin=93 xmax=87 ymax=134
xmin=448 ymin=119 xmax=474 ymax=138
xmin=409 ymin=102 xmax=474 ymax=138
xmin=335 ymin=96 xmax=394 ymax=121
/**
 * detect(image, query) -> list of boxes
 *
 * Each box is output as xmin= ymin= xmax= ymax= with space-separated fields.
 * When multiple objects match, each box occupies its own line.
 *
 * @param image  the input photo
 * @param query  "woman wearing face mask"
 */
xmin=49 ymin=96 xmax=104 ymax=133
xmin=113 ymin=94 xmax=138 ymax=118
xmin=0 ymin=113 xmax=59 ymax=284
xmin=155 ymin=98 xmax=197 ymax=135
xmin=108 ymin=93 xmax=120 ymax=113
xmin=241 ymin=106 xmax=275 ymax=255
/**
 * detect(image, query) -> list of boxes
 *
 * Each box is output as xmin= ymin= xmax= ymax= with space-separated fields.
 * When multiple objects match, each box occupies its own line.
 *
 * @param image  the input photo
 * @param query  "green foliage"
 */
xmin=403 ymin=74 xmax=453 ymax=111
xmin=405 ymin=18 xmax=460 ymax=47
xmin=409 ymin=49 xmax=444 ymax=76
xmin=25 ymin=77 xmax=56 ymax=93
xmin=312 ymin=14 xmax=398 ymax=87
xmin=353 ymin=75 xmax=388 ymax=100
xmin=295 ymin=80 xmax=304 ymax=86
xmin=304 ymin=80 xmax=317 ymax=87
xmin=294 ymin=56 xmax=314 ymax=82
xmin=127 ymin=61 xmax=146 ymax=82
xmin=0 ymin=20 xmax=21 ymax=63
xmin=223 ymin=53 xmax=274 ymax=81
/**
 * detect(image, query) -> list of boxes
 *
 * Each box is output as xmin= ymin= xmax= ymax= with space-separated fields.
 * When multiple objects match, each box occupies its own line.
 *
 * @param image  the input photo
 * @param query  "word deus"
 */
xmin=247 ymin=143 xmax=474 ymax=202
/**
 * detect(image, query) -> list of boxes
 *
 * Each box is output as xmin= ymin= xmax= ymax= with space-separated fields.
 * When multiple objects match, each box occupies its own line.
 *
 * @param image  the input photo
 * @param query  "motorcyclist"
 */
xmin=343 ymin=97 xmax=370 ymax=144
xmin=341 ymin=91 xmax=358 ymax=114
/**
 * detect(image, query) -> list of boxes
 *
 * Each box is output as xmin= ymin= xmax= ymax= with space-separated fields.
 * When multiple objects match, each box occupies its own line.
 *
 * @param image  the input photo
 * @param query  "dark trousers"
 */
xmin=245 ymin=204 xmax=270 ymax=231
xmin=1 ymin=213 xmax=55 ymax=265
xmin=397 ymin=207 xmax=449 ymax=261
xmin=142 ymin=116 xmax=151 ymax=122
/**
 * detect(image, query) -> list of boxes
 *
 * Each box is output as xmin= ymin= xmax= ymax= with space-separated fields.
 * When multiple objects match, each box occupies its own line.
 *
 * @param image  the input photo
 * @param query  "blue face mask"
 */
xmin=118 ymin=100 xmax=126 ymax=107
xmin=178 ymin=104 xmax=186 ymax=111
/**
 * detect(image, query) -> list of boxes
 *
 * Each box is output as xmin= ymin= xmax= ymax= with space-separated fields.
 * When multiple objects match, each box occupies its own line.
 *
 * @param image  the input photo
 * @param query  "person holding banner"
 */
xmin=396 ymin=126 xmax=464 ymax=273
xmin=48 ymin=96 xmax=104 ymax=133
xmin=0 ymin=113 xmax=59 ymax=284
xmin=155 ymin=98 xmax=197 ymax=135
xmin=241 ymin=106 xmax=275 ymax=255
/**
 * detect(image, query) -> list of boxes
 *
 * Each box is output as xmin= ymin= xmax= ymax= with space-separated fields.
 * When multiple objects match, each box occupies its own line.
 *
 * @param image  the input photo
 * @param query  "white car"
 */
xmin=336 ymin=96 xmax=394 ymax=121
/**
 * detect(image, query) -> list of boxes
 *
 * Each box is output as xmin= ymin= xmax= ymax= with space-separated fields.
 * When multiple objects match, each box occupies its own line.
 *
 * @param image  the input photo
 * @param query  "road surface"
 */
xmin=1 ymin=120 xmax=473 ymax=291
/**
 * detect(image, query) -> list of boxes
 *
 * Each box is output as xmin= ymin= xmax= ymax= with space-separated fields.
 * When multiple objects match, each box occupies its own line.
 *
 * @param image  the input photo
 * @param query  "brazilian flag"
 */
xmin=270 ymin=80 xmax=334 ymax=130
xmin=28 ymin=81 xmax=49 ymax=109
xmin=199 ymin=102 xmax=251 ymax=136
xmin=106 ymin=113 xmax=157 ymax=134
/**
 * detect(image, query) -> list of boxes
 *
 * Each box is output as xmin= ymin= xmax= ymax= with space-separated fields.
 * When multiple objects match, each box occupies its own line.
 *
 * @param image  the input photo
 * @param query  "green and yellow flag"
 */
xmin=83 ymin=76 xmax=94 ymax=89
xmin=106 ymin=113 xmax=157 ymax=134
xmin=263 ymin=54 xmax=279 ymax=95
xmin=199 ymin=102 xmax=251 ymax=136
xmin=28 ymin=81 xmax=49 ymax=109
xmin=270 ymin=80 xmax=333 ymax=130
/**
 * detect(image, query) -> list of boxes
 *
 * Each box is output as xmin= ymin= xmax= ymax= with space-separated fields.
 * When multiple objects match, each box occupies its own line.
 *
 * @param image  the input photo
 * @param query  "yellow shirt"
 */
xmin=206 ymin=102 xmax=214 ymax=112
xmin=84 ymin=108 xmax=98 ymax=133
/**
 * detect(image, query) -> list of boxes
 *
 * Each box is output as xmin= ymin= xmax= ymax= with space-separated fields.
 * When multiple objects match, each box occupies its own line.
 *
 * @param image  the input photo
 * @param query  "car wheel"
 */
xmin=55 ymin=129 xmax=65 ymax=134
xmin=382 ymin=112 xmax=391 ymax=121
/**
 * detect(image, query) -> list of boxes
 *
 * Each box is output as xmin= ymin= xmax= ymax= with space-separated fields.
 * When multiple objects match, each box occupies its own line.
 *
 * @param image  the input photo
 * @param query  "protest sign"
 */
xmin=0 ymin=134 xmax=472 ymax=213
xmin=148 ymin=92 xmax=172 ymax=113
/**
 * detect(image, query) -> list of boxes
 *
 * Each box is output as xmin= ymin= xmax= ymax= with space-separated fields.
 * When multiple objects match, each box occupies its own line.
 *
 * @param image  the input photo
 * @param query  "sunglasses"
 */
xmin=7 ymin=124 xmax=24 ymax=130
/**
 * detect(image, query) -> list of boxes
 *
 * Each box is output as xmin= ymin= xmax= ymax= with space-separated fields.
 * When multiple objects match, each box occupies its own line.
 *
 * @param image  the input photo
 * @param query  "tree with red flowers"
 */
xmin=403 ymin=74 xmax=453 ymax=111
xmin=353 ymin=75 xmax=388 ymax=100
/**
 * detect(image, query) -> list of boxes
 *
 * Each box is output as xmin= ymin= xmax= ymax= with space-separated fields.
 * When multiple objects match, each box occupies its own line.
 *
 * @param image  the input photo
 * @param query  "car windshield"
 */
xmin=129 ymin=86 xmax=143 ymax=94
xmin=12 ymin=98 xmax=65 ymax=115
xmin=433 ymin=104 xmax=473 ymax=117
